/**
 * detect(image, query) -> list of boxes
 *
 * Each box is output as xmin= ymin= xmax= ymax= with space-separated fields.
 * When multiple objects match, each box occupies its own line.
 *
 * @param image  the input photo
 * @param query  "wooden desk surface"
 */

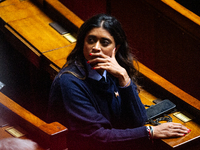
xmin=0 ymin=0 xmax=72 ymax=53
xmin=43 ymin=43 xmax=75 ymax=68
xmin=139 ymin=90 xmax=200 ymax=148
xmin=0 ymin=0 xmax=40 ymax=22
xmin=0 ymin=125 xmax=45 ymax=150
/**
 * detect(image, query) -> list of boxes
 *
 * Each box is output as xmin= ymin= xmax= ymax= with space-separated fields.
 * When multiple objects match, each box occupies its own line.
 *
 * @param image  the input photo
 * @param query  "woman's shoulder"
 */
xmin=51 ymin=64 xmax=85 ymax=89
xmin=58 ymin=63 xmax=85 ymax=80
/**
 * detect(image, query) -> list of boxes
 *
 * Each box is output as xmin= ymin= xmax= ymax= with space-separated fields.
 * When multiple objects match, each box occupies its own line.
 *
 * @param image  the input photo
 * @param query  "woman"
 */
xmin=47 ymin=14 xmax=190 ymax=150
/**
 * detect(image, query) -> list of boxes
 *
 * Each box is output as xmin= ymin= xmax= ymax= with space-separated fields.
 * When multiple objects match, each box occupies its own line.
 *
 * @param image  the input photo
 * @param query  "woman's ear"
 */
xmin=115 ymin=45 xmax=120 ymax=54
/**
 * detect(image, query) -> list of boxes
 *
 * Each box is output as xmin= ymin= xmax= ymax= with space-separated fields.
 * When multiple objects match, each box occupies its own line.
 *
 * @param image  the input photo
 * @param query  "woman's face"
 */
xmin=83 ymin=27 xmax=116 ymax=61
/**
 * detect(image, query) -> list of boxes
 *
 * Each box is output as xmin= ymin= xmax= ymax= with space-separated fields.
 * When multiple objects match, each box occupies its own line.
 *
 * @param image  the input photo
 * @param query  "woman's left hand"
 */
xmin=87 ymin=48 xmax=130 ymax=87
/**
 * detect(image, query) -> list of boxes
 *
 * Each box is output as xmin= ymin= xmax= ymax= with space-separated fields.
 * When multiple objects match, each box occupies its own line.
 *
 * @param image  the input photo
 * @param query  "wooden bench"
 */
xmin=0 ymin=92 xmax=67 ymax=150
xmin=137 ymin=62 xmax=200 ymax=149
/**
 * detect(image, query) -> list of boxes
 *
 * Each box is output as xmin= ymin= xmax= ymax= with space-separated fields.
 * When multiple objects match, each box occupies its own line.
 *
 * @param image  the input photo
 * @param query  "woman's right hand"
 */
xmin=152 ymin=122 xmax=191 ymax=139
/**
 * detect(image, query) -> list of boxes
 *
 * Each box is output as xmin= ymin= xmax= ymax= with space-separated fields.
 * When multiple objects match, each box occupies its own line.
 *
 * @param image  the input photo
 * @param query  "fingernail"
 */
xmin=91 ymin=67 xmax=95 ymax=70
xmin=87 ymin=61 xmax=89 ymax=64
xmin=89 ymin=53 xmax=92 ymax=56
xmin=183 ymin=134 xmax=185 ymax=136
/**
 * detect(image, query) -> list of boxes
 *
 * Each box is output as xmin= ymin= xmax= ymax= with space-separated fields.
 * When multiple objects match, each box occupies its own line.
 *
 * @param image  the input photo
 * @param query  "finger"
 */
xmin=88 ymin=57 xmax=108 ymax=65
xmin=111 ymin=47 xmax=116 ymax=58
xmin=92 ymin=62 xmax=113 ymax=71
xmin=171 ymin=132 xmax=186 ymax=137
xmin=172 ymin=123 xmax=189 ymax=131
xmin=170 ymin=124 xmax=190 ymax=134
xmin=172 ymin=128 xmax=189 ymax=134
xmin=90 ymin=51 xmax=107 ymax=58
xmin=171 ymin=123 xmax=183 ymax=129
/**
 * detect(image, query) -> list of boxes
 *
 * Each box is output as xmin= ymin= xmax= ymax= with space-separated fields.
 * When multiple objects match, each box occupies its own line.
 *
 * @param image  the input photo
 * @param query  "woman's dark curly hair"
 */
xmin=63 ymin=14 xmax=138 ymax=82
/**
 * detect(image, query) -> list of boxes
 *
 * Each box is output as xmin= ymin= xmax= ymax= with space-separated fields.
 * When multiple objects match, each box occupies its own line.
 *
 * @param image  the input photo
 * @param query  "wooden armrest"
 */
xmin=145 ymin=0 xmax=200 ymax=39
xmin=0 ymin=92 xmax=68 ymax=150
xmin=43 ymin=0 xmax=84 ymax=33
xmin=137 ymin=61 xmax=200 ymax=111
xmin=162 ymin=0 xmax=200 ymax=26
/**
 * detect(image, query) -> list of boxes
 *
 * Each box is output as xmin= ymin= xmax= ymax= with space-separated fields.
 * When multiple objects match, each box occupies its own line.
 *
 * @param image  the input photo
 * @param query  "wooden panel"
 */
xmin=43 ymin=43 xmax=75 ymax=68
xmin=110 ymin=0 xmax=157 ymax=69
xmin=0 ymin=0 xmax=41 ymax=22
xmin=111 ymin=0 xmax=200 ymax=100
xmin=0 ymin=92 xmax=68 ymax=150
xmin=44 ymin=0 xmax=84 ymax=34
xmin=138 ymin=63 xmax=200 ymax=148
xmin=8 ymin=16 xmax=71 ymax=52
xmin=59 ymin=0 xmax=107 ymax=21
xmin=145 ymin=0 xmax=200 ymax=100
xmin=0 ymin=92 xmax=45 ymax=127
xmin=0 ymin=0 xmax=80 ymax=70
xmin=137 ymin=62 xmax=200 ymax=110
xmin=144 ymin=0 xmax=200 ymax=39
xmin=162 ymin=0 xmax=200 ymax=35
xmin=46 ymin=0 xmax=84 ymax=28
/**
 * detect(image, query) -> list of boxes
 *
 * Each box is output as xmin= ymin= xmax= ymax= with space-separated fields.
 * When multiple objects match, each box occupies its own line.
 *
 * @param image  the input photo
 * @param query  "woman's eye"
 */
xmin=87 ymin=36 xmax=95 ymax=44
xmin=101 ymin=40 xmax=110 ymax=46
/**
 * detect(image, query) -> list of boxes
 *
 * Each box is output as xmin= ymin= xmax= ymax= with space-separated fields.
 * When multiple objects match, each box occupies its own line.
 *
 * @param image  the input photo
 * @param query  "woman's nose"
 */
xmin=93 ymin=41 xmax=101 ymax=51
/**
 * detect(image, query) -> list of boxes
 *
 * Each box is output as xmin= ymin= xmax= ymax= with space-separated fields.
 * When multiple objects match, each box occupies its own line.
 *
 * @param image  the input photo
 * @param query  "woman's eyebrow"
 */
xmin=87 ymin=35 xmax=96 ymax=38
xmin=87 ymin=35 xmax=112 ymax=43
xmin=101 ymin=37 xmax=112 ymax=42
